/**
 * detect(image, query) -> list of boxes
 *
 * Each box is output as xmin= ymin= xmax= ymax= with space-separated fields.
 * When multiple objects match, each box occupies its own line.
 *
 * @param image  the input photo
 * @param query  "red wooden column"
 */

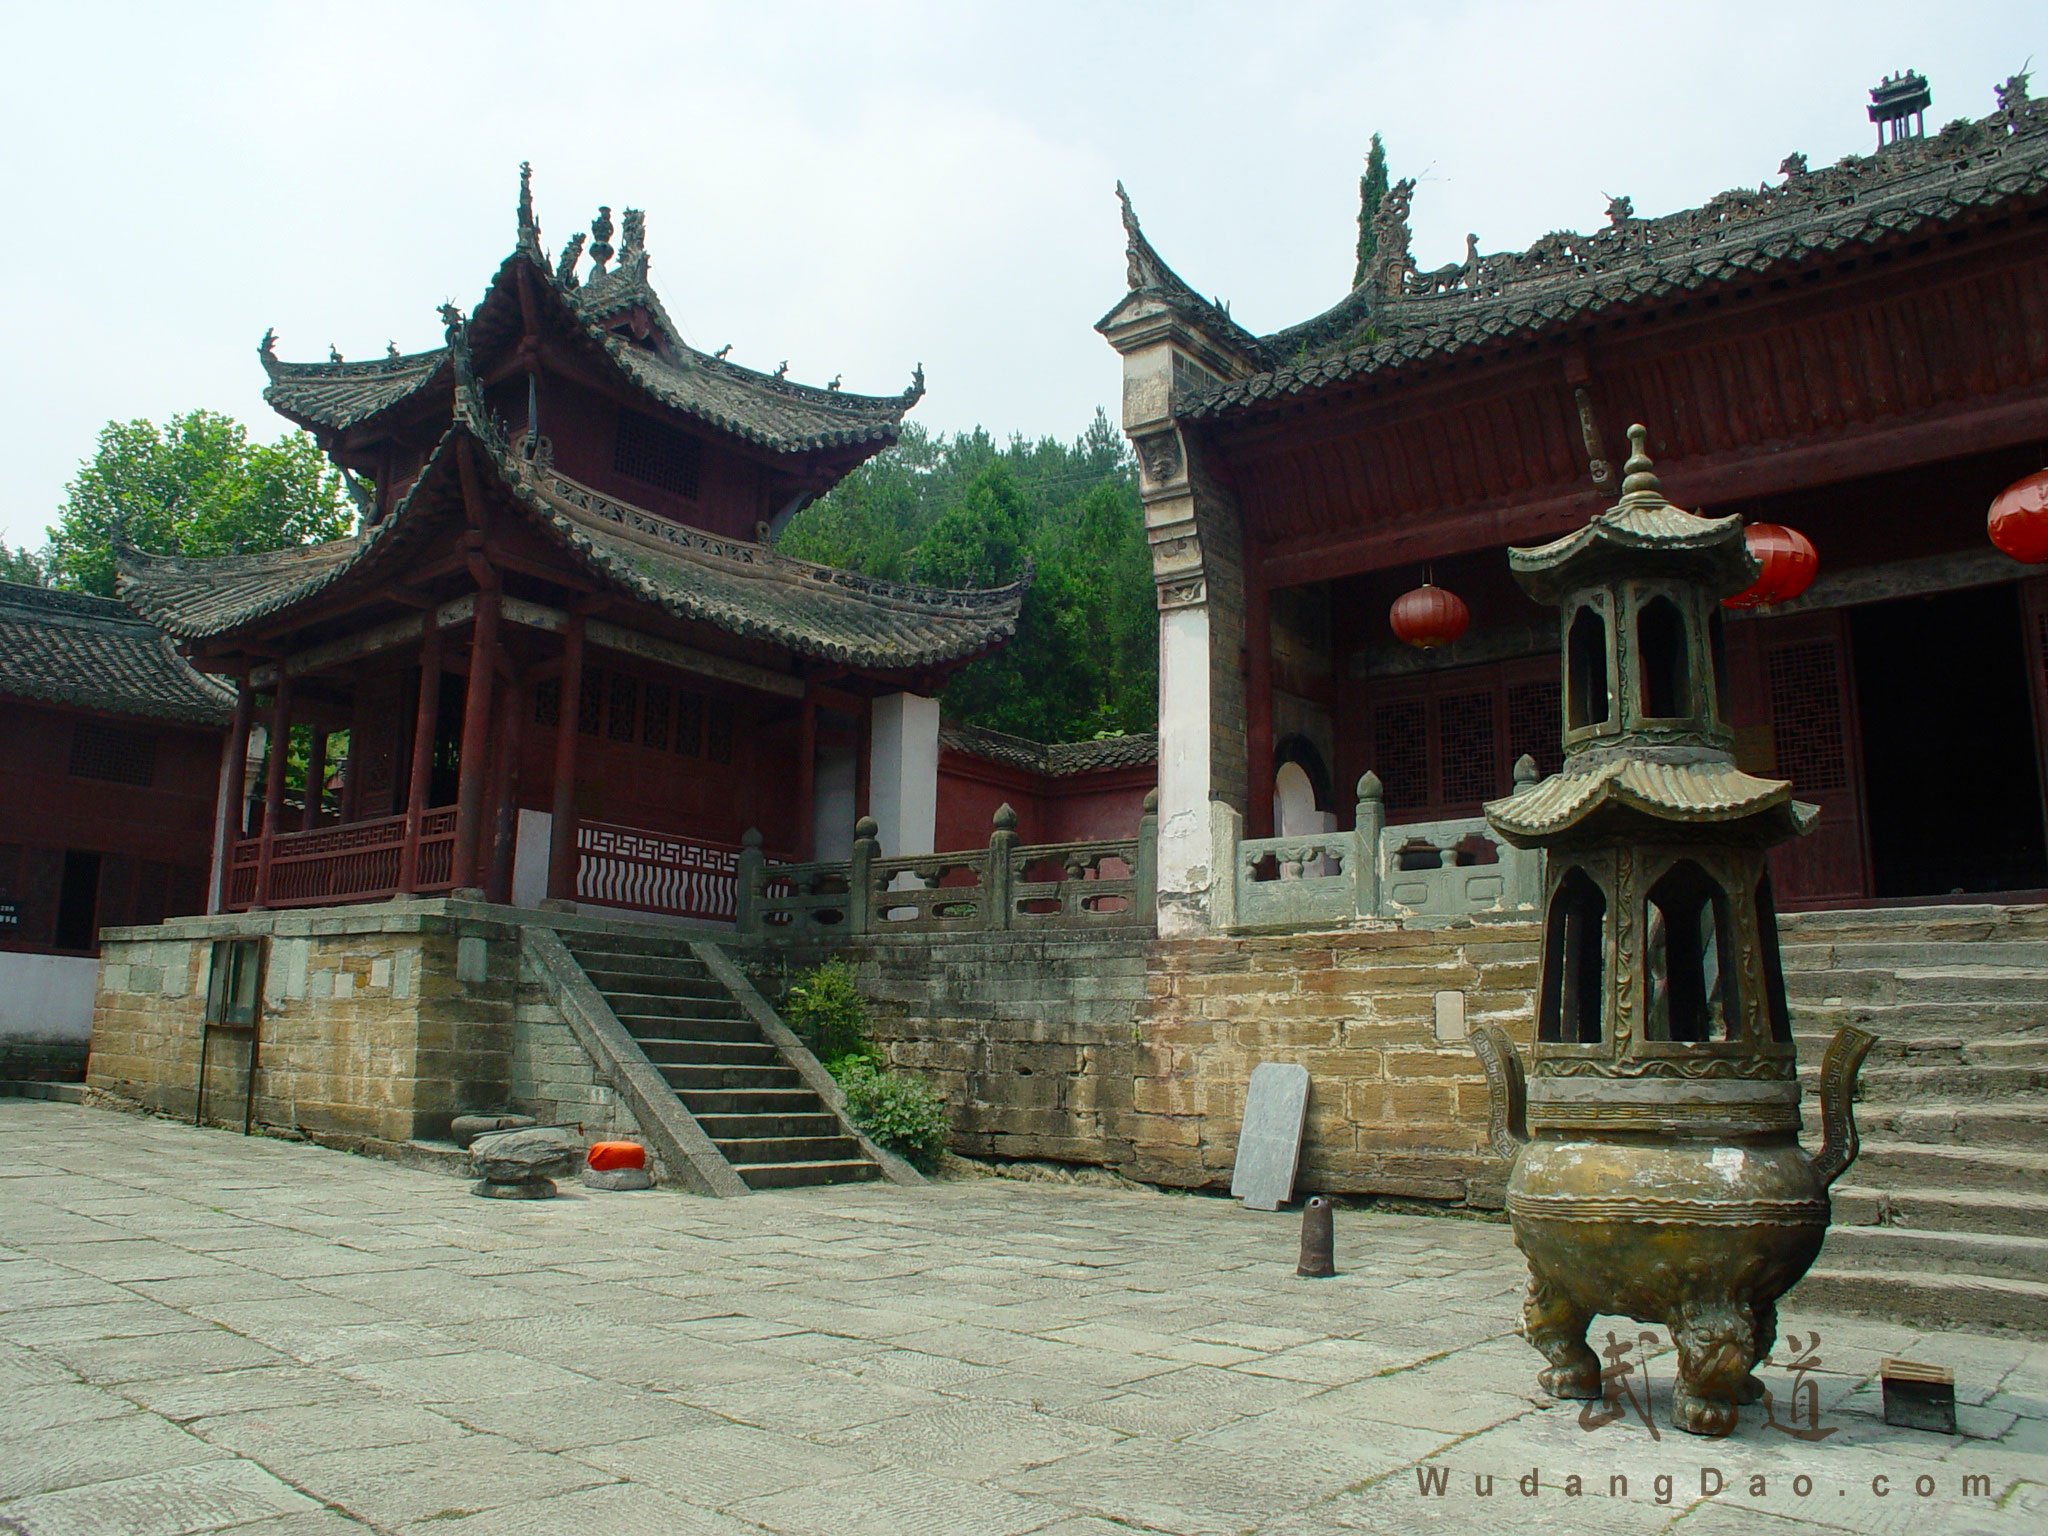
xmin=397 ymin=625 xmax=443 ymax=893
xmin=301 ymin=728 xmax=329 ymax=831
xmin=1245 ymin=573 xmax=1276 ymax=839
xmin=253 ymin=677 xmax=293 ymax=909
xmin=485 ymin=677 xmax=526 ymax=904
xmin=211 ymin=681 xmax=255 ymax=912
xmin=451 ymin=588 xmax=503 ymax=891
xmin=546 ymin=615 xmax=586 ymax=901
xmin=797 ymin=689 xmax=818 ymax=860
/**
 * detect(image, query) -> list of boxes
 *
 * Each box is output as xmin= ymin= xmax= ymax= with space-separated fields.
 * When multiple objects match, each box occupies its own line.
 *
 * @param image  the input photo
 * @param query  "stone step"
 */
xmin=1786 ymin=967 xmax=2048 ymax=1007
xmin=713 ymin=1135 xmax=864 ymax=1165
xmin=583 ymin=970 xmax=731 ymax=1002
xmin=693 ymin=1112 xmax=843 ymax=1141
xmin=1833 ymin=1183 xmax=2048 ymax=1238
xmin=1779 ymin=905 xmax=2048 ymax=945
xmin=566 ymin=947 xmax=710 ymax=979
xmin=594 ymin=983 xmax=739 ymax=1013
xmin=1791 ymin=1266 xmax=2048 ymax=1336
xmin=676 ymin=1088 xmax=825 ymax=1118
xmin=632 ymin=1037 xmax=779 ymax=1069
xmin=734 ymin=1158 xmax=881 ymax=1191
xmin=1801 ymin=1102 xmax=2048 ymax=1148
xmin=660 ymin=1062 xmax=805 ymax=1093
xmin=1795 ymin=1034 xmax=2048 ymax=1067
xmin=613 ymin=1014 xmax=760 ymax=1045
xmin=1791 ymin=1000 xmax=2048 ymax=1039
xmin=1849 ymin=1141 xmax=2048 ymax=1194
xmin=1816 ymin=1223 xmax=2048 ymax=1282
xmin=1780 ymin=939 xmax=2048 ymax=971
xmin=1821 ymin=1063 xmax=2048 ymax=1099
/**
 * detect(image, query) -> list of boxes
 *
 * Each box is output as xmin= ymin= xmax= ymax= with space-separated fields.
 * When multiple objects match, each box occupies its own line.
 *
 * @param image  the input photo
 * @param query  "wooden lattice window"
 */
xmin=607 ymin=675 xmax=639 ymax=743
xmin=578 ymin=669 xmax=605 ymax=736
xmin=1373 ymin=699 xmax=1429 ymax=813
xmin=642 ymin=684 xmax=672 ymax=751
xmin=1766 ymin=642 xmax=1848 ymax=792
xmin=1438 ymin=691 xmax=1498 ymax=805
xmin=533 ymin=677 xmax=560 ymax=729
xmin=1506 ymin=677 xmax=1562 ymax=778
xmin=69 ymin=721 xmax=156 ymax=786
xmin=674 ymin=691 xmax=704 ymax=757
xmin=706 ymin=699 xmax=735 ymax=765
xmin=614 ymin=410 xmax=703 ymax=500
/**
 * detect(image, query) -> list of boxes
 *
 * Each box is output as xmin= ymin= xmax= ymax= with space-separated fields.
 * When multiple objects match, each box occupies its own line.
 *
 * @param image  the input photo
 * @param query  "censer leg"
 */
xmin=1739 ymin=1298 xmax=1777 ymax=1405
xmin=1671 ymin=1298 xmax=1756 ymax=1437
xmin=1524 ymin=1271 xmax=1600 ymax=1399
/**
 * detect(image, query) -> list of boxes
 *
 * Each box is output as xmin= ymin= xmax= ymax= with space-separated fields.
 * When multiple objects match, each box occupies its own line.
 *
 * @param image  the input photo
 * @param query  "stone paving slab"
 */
xmin=0 ymin=1100 xmax=2042 ymax=1536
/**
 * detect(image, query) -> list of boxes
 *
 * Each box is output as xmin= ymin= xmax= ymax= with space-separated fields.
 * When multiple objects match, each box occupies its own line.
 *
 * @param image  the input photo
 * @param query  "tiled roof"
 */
xmin=1183 ymin=92 xmax=2048 ymax=420
xmin=259 ymin=203 xmax=920 ymax=454
xmin=0 ymin=580 xmax=234 ymax=726
xmin=941 ymin=722 xmax=1159 ymax=776
xmin=117 ymin=425 xmax=1025 ymax=673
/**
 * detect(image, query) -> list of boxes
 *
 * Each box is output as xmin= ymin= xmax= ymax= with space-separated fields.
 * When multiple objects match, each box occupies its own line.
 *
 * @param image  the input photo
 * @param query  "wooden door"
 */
xmin=1752 ymin=610 xmax=1872 ymax=906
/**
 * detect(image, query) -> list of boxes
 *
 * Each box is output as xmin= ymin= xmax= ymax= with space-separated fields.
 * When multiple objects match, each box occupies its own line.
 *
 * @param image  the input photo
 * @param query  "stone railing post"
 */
xmin=1508 ymin=754 xmax=1544 ymax=910
xmin=1354 ymin=771 xmax=1386 ymax=919
xmin=1136 ymin=789 xmax=1159 ymax=924
xmin=735 ymin=828 xmax=764 ymax=935
xmin=1210 ymin=798 xmax=1243 ymax=930
xmin=986 ymin=804 xmax=1017 ymax=930
xmin=849 ymin=815 xmax=879 ymax=934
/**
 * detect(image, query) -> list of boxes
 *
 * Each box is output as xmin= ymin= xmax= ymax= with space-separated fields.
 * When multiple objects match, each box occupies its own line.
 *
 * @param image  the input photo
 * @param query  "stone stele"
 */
xmin=1232 ymin=1062 xmax=1310 ymax=1211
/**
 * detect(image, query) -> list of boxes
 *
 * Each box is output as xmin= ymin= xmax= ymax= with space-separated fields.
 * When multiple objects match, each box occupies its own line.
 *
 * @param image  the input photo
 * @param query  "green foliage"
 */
xmin=781 ymin=960 xmax=875 ymax=1066
xmin=780 ymin=410 xmax=1155 ymax=742
xmin=830 ymin=1056 xmax=951 ymax=1172
xmin=0 ymin=538 xmax=49 ymax=587
xmin=47 ymin=410 xmax=355 ymax=596
xmin=1354 ymin=132 xmax=1390 ymax=288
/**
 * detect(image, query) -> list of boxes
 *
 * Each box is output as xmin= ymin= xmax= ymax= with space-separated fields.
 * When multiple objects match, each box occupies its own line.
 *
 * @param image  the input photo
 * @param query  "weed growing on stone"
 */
xmin=782 ymin=959 xmax=951 ymax=1171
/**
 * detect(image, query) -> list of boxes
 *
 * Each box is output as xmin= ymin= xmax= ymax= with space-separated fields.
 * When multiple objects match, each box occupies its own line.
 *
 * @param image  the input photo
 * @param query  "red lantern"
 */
xmin=1390 ymin=583 xmax=1470 ymax=649
xmin=1722 ymin=523 xmax=1818 ymax=610
xmin=1989 ymin=469 xmax=2048 ymax=564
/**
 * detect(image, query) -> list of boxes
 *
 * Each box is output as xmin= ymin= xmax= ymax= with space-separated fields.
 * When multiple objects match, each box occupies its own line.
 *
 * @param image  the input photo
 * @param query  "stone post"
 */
xmin=1209 ymin=799 xmax=1243 ymax=931
xmin=1508 ymin=754 xmax=1544 ymax=910
xmin=1136 ymin=788 xmax=1159 ymax=924
xmin=848 ymin=815 xmax=879 ymax=934
xmin=986 ymin=804 xmax=1017 ymax=930
xmin=735 ymin=827 xmax=764 ymax=936
xmin=867 ymin=693 xmax=940 ymax=857
xmin=1353 ymin=771 xmax=1386 ymax=920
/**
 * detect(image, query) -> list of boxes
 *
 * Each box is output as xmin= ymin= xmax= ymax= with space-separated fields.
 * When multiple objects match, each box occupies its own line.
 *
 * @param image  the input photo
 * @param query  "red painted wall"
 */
xmin=935 ymin=750 xmax=1154 ymax=852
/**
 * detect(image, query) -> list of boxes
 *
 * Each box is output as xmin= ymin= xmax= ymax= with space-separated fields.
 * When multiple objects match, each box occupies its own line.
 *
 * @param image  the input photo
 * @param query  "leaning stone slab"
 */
xmin=451 ymin=1113 xmax=536 ymax=1149
xmin=1232 ymin=1062 xmax=1310 ymax=1212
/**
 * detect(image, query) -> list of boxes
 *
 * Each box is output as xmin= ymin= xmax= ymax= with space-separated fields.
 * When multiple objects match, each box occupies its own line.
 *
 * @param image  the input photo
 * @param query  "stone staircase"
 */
xmin=1783 ymin=905 xmax=2048 ymax=1334
xmin=558 ymin=930 xmax=879 ymax=1191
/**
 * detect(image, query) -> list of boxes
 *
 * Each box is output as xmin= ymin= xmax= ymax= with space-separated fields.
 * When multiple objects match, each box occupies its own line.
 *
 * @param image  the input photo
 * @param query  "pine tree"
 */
xmin=1354 ymin=133 xmax=1390 ymax=289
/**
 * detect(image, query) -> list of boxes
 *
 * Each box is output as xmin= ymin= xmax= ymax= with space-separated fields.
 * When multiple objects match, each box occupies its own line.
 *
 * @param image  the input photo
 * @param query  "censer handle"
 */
xmin=1809 ymin=1024 xmax=1878 ymax=1190
xmin=1469 ymin=1023 xmax=1529 ymax=1163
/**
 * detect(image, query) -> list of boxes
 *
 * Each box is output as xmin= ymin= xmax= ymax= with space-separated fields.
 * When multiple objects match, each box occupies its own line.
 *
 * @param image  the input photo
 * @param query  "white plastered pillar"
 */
xmin=867 ymin=692 xmax=940 ymax=857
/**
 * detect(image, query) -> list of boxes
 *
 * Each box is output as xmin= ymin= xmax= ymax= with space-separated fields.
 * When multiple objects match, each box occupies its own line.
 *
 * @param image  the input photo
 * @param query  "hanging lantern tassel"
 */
xmin=1390 ymin=582 xmax=1470 ymax=649
xmin=1722 ymin=523 xmax=1819 ymax=610
xmin=1989 ymin=469 xmax=2048 ymax=564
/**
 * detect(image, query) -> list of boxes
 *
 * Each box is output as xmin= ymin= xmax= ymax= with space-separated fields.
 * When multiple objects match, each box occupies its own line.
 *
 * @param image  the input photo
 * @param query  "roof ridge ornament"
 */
xmin=516 ymin=160 xmax=544 ymax=260
xmin=589 ymin=207 xmax=614 ymax=277
xmin=557 ymin=231 xmax=585 ymax=290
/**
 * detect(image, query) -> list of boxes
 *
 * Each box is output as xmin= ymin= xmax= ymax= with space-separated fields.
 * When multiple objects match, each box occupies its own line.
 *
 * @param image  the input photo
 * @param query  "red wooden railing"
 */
xmin=575 ymin=820 xmax=742 ymax=921
xmin=226 ymin=809 xmax=460 ymax=910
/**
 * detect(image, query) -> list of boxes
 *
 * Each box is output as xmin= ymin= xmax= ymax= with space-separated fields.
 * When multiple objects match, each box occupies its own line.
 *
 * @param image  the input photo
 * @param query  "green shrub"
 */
xmin=831 ymin=1056 xmax=951 ymax=1172
xmin=781 ymin=960 xmax=874 ymax=1065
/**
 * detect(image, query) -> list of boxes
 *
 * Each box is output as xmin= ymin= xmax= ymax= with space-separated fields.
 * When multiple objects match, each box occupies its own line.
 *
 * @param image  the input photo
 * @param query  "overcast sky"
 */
xmin=0 ymin=0 xmax=2037 ymax=552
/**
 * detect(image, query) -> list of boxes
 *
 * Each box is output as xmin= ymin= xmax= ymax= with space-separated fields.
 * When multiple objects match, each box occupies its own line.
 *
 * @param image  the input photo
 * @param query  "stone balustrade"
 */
xmin=737 ymin=798 xmax=1158 ymax=938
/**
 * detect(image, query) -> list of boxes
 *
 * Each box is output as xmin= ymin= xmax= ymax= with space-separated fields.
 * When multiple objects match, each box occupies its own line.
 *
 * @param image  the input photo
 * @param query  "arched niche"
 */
xmin=1566 ymin=605 xmax=1611 ymax=731
xmin=1539 ymin=866 xmax=1606 ymax=1044
xmin=1645 ymin=860 xmax=1737 ymax=1042
xmin=1274 ymin=762 xmax=1323 ymax=836
xmin=1637 ymin=595 xmax=1690 ymax=720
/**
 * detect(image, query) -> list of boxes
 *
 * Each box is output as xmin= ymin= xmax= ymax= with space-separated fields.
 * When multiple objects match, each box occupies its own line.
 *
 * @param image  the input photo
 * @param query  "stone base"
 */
xmin=473 ymin=1176 xmax=556 ymax=1200
xmin=581 ymin=1166 xmax=652 ymax=1191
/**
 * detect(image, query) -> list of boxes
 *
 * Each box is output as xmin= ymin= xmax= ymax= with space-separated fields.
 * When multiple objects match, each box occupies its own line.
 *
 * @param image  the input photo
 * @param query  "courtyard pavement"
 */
xmin=0 ymin=1100 xmax=2041 ymax=1536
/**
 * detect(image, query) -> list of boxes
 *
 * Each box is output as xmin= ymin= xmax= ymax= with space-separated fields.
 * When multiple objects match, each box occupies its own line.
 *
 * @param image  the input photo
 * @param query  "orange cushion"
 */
xmin=587 ymin=1141 xmax=646 ymax=1171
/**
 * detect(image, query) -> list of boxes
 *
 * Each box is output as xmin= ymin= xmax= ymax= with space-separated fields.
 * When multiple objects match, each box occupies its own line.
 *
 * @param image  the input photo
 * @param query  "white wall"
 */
xmin=813 ymin=735 xmax=858 ymax=863
xmin=1156 ymin=604 xmax=1212 ymax=935
xmin=0 ymin=953 xmax=100 ymax=1042
xmin=868 ymin=693 xmax=940 ymax=857
xmin=513 ymin=809 xmax=552 ymax=909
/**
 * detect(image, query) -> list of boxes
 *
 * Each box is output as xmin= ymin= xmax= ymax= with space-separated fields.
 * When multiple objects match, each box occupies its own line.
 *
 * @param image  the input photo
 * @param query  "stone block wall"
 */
xmin=511 ymin=956 xmax=665 ymax=1162
xmin=752 ymin=917 xmax=1538 ymax=1204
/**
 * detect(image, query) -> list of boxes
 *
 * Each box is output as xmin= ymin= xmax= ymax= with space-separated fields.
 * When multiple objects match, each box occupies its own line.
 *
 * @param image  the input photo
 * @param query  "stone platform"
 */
xmin=1 ymin=1100 xmax=2041 ymax=1536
